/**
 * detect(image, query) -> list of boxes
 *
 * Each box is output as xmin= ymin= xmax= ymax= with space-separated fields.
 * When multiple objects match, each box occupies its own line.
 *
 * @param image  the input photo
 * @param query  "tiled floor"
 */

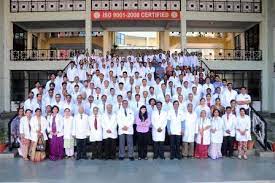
xmin=0 ymin=157 xmax=274 ymax=183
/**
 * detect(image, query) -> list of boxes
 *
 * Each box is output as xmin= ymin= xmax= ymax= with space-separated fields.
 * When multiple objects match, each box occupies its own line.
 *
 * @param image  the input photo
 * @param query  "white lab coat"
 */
xmin=19 ymin=116 xmax=32 ymax=140
xmin=195 ymin=118 xmax=211 ymax=145
xmin=167 ymin=109 xmax=184 ymax=135
xmin=47 ymin=114 xmax=64 ymax=138
xmin=151 ymin=110 xmax=168 ymax=142
xmin=182 ymin=112 xmax=197 ymax=142
xmin=101 ymin=113 xmax=118 ymax=139
xmin=236 ymin=115 xmax=251 ymax=142
xmin=222 ymin=113 xmax=237 ymax=137
xmin=88 ymin=114 xmax=103 ymax=142
xmin=72 ymin=113 xmax=90 ymax=139
xmin=210 ymin=117 xmax=224 ymax=144
xmin=63 ymin=116 xmax=74 ymax=140
xmin=117 ymin=108 xmax=135 ymax=135
xmin=30 ymin=116 xmax=48 ymax=142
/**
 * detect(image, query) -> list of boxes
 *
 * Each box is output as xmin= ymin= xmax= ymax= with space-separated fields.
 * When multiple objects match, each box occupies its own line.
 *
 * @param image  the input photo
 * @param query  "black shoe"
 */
xmin=129 ymin=157 xmax=135 ymax=161
xmin=119 ymin=157 xmax=124 ymax=160
xmin=170 ymin=157 xmax=174 ymax=160
xmin=90 ymin=157 xmax=95 ymax=160
xmin=153 ymin=156 xmax=158 ymax=160
xmin=160 ymin=157 xmax=165 ymax=160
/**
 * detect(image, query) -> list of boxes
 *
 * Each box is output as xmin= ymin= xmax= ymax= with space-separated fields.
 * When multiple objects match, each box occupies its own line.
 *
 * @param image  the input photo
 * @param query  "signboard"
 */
xmin=91 ymin=10 xmax=180 ymax=21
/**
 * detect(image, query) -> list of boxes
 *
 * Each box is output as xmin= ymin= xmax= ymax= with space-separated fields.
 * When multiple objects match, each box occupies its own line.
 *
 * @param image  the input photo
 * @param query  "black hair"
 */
xmin=138 ymin=105 xmax=148 ymax=121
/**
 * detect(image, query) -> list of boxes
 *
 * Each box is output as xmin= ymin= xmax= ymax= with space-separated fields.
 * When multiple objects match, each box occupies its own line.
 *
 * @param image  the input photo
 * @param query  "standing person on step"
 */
xmin=72 ymin=106 xmax=89 ymax=160
xmin=151 ymin=101 xmax=168 ymax=160
xmin=88 ymin=107 xmax=103 ymax=160
xmin=117 ymin=100 xmax=135 ymax=161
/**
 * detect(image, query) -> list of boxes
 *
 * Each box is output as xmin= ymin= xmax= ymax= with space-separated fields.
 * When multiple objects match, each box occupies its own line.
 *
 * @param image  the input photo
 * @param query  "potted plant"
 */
xmin=0 ymin=129 xmax=7 ymax=153
xmin=247 ymin=132 xmax=256 ymax=150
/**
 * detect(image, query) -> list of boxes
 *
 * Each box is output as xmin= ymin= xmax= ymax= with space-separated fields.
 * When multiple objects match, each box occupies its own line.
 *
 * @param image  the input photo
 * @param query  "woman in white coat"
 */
xmin=194 ymin=110 xmax=211 ymax=159
xmin=63 ymin=108 xmax=74 ymax=158
xmin=30 ymin=108 xmax=48 ymax=162
xmin=208 ymin=109 xmax=224 ymax=159
xmin=19 ymin=109 xmax=32 ymax=160
xmin=151 ymin=101 xmax=167 ymax=159
xmin=48 ymin=106 xmax=64 ymax=161
xmin=236 ymin=108 xmax=251 ymax=160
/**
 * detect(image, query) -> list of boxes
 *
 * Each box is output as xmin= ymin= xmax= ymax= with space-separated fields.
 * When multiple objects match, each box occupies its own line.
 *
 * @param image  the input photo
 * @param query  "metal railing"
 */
xmin=186 ymin=48 xmax=262 ymax=61
xmin=10 ymin=49 xmax=86 ymax=61
xmin=186 ymin=0 xmax=261 ymax=13
xmin=10 ymin=0 xmax=86 ymax=13
xmin=250 ymin=106 xmax=269 ymax=150
xmin=91 ymin=0 xmax=181 ymax=11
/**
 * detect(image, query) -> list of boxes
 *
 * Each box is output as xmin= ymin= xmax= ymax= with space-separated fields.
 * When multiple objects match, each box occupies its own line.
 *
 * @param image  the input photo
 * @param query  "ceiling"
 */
xmin=15 ymin=20 xmax=257 ymax=32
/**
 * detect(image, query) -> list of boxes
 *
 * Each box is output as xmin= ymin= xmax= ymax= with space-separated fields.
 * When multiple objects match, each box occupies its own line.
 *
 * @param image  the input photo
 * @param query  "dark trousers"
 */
xmin=153 ymin=141 xmax=164 ymax=159
xmin=170 ymin=135 xmax=182 ymax=159
xmin=137 ymin=132 xmax=149 ymax=159
xmin=104 ymin=138 xmax=116 ymax=159
xmin=222 ymin=136 xmax=234 ymax=157
xmin=91 ymin=141 xmax=103 ymax=159
xmin=76 ymin=138 xmax=87 ymax=159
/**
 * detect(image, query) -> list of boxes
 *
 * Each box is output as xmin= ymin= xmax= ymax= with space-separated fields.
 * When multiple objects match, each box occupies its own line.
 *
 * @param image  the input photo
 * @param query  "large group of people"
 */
xmin=10 ymin=50 xmax=252 ymax=162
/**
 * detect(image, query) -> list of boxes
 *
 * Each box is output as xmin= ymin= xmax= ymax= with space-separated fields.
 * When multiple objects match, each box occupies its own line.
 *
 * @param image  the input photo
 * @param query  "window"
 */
xmin=115 ymin=33 xmax=125 ymax=45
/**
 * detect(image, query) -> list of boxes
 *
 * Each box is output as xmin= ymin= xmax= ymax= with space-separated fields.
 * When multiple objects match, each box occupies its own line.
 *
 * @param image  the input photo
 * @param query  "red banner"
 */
xmin=91 ymin=10 xmax=180 ymax=21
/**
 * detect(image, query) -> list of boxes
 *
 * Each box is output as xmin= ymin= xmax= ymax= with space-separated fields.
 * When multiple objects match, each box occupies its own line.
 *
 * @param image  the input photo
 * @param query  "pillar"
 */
xmin=85 ymin=0 xmax=92 ymax=54
xmin=180 ymin=0 xmax=187 ymax=51
xmin=0 ymin=0 xmax=5 ymax=112
xmin=27 ymin=32 xmax=33 ymax=50
xmin=259 ymin=0 xmax=270 ymax=112
xmin=103 ymin=31 xmax=111 ymax=55
xmin=3 ymin=0 xmax=12 ymax=112
xmin=159 ymin=31 xmax=170 ymax=51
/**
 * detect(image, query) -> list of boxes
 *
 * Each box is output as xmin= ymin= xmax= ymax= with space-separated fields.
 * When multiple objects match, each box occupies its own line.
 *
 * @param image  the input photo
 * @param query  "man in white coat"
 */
xmin=88 ymin=107 xmax=103 ymax=159
xmin=167 ymin=101 xmax=184 ymax=160
xmin=101 ymin=104 xmax=117 ymax=160
xmin=72 ymin=106 xmax=89 ymax=160
xmin=182 ymin=103 xmax=197 ymax=158
xmin=117 ymin=100 xmax=135 ymax=161
xmin=151 ymin=101 xmax=167 ymax=159
xmin=221 ymin=106 xmax=237 ymax=158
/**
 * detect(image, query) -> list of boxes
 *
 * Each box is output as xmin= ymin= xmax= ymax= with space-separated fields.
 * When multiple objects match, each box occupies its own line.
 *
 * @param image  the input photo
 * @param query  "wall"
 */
xmin=39 ymin=35 xmax=103 ymax=50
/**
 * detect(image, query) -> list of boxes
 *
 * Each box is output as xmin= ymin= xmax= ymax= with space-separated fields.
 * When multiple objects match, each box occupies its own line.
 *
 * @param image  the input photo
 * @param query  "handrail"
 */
xmin=7 ymin=114 xmax=18 ymax=151
xmin=199 ymin=59 xmax=211 ymax=75
xmin=250 ymin=105 xmax=269 ymax=151
xmin=10 ymin=0 xmax=86 ymax=13
xmin=91 ymin=0 xmax=181 ymax=11
xmin=186 ymin=0 xmax=262 ymax=13
xmin=10 ymin=49 xmax=85 ymax=61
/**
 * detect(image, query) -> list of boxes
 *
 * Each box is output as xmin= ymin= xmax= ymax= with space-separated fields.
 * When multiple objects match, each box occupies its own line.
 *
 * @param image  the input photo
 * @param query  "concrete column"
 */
xmin=180 ymin=0 xmax=187 ymax=51
xmin=27 ymin=32 xmax=33 ymax=50
xmin=260 ymin=0 xmax=271 ymax=112
xmin=0 ymin=0 xmax=5 ymax=112
xmin=103 ymin=31 xmax=111 ymax=55
xmin=85 ymin=0 xmax=92 ymax=54
xmin=3 ymin=0 xmax=12 ymax=112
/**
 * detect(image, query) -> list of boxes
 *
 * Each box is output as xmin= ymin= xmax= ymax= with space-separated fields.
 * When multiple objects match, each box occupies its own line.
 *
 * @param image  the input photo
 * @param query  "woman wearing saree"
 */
xmin=30 ymin=108 xmax=48 ymax=162
xmin=194 ymin=110 xmax=211 ymax=159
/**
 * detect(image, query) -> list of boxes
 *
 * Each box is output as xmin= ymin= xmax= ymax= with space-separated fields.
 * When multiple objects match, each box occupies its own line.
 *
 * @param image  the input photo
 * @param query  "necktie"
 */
xmin=124 ymin=109 xmax=127 ymax=116
xmin=103 ymin=102 xmax=106 ymax=112
xmin=94 ymin=116 xmax=98 ymax=130
xmin=175 ymin=110 xmax=178 ymax=117
xmin=170 ymin=88 xmax=173 ymax=97
xmin=227 ymin=114 xmax=229 ymax=120
xmin=137 ymin=102 xmax=138 ymax=108
xmin=119 ymin=104 xmax=121 ymax=109
xmin=80 ymin=114 xmax=83 ymax=120
xmin=145 ymin=98 xmax=147 ymax=104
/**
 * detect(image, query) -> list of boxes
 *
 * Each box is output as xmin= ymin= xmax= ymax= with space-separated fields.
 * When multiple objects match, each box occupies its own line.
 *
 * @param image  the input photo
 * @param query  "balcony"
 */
xmin=187 ymin=48 xmax=262 ymax=61
xmin=10 ymin=49 xmax=85 ymax=61
xmin=10 ymin=0 xmax=86 ymax=13
xmin=91 ymin=0 xmax=181 ymax=11
xmin=186 ymin=0 xmax=261 ymax=13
